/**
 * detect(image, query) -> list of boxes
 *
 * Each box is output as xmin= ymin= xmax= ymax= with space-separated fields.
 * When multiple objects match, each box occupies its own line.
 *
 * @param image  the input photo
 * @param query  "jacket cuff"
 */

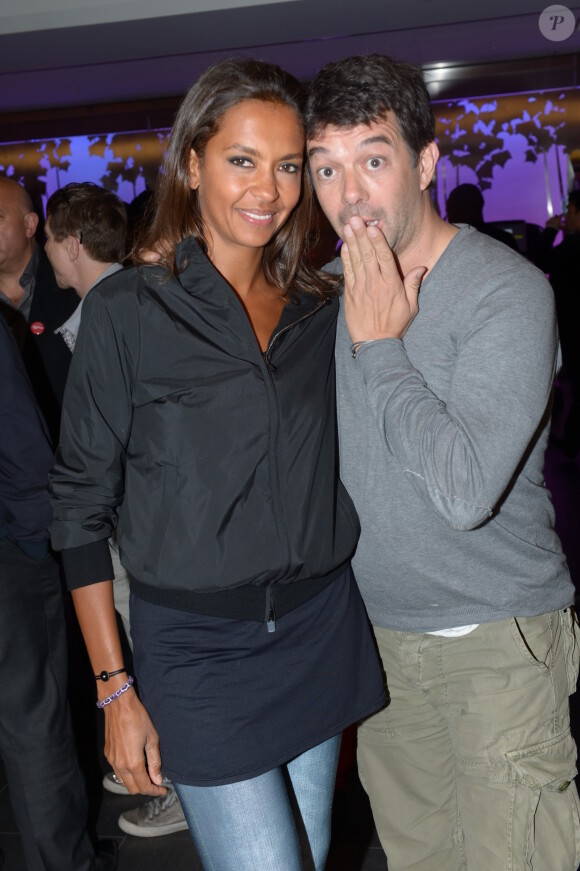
xmin=61 ymin=539 xmax=115 ymax=590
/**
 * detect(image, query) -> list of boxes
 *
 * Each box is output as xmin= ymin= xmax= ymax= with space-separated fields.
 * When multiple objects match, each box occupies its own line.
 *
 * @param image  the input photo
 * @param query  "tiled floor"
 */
xmin=1 ymin=433 xmax=579 ymax=870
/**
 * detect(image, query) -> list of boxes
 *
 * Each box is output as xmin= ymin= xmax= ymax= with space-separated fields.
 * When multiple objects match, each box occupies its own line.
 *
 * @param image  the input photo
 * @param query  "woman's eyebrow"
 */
xmin=225 ymin=143 xmax=303 ymax=160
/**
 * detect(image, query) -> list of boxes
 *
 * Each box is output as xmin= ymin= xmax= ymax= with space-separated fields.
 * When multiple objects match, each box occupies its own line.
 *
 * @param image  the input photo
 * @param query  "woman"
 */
xmin=50 ymin=59 xmax=385 ymax=870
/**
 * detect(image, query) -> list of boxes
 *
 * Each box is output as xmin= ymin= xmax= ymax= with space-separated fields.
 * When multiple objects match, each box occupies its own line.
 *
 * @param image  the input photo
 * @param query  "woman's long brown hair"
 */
xmin=134 ymin=58 xmax=339 ymax=299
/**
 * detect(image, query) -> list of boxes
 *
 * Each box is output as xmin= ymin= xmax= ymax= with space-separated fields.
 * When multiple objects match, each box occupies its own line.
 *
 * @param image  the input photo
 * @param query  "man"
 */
xmin=306 ymin=55 xmax=579 ymax=870
xmin=445 ymin=182 xmax=521 ymax=252
xmin=535 ymin=190 xmax=580 ymax=458
xmin=0 ymin=177 xmax=78 ymax=447
xmin=45 ymin=181 xmax=188 ymax=840
xmin=0 ymin=313 xmax=116 ymax=871
xmin=45 ymin=182 xmax=127 ymax=353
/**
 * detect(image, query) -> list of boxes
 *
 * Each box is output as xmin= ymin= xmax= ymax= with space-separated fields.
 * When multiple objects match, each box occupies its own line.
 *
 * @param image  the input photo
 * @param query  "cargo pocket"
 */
xmin=506 ymin=729 xmax=580 ymax=869
xmin=560 ymin=607 xmax=580 ymax=696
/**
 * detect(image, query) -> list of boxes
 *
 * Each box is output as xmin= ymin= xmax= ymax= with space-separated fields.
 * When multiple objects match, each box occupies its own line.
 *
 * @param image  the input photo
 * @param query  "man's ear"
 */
xmin=419 ymin=141 xmax=439 ymax=191
xmin=23 ymin=212 xmax=39 ymax=239
xmin=67 ymin=235 xmax=80 ymax=261
xmin=189 ymin=148 xmax=200 ymax=190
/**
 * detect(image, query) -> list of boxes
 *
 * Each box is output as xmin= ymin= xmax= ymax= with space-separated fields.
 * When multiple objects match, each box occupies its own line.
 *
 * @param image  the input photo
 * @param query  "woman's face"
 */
xmin=188 ymin=98 xmax=304 ymax=264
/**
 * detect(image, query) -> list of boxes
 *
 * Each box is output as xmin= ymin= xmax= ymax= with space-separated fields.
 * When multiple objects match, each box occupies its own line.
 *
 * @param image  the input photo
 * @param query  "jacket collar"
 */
xmin=146 ymin=236 xmax=330 ymax=323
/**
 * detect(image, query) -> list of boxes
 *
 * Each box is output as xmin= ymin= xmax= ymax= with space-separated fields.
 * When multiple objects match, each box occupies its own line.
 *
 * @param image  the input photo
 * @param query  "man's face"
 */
xmin=44 ymin=218 xmax=74 ymax=289
xmin=307 ymin=112 xmax=435 ymax=260
xmin=0 ymin=182 xmax=37 ymax=275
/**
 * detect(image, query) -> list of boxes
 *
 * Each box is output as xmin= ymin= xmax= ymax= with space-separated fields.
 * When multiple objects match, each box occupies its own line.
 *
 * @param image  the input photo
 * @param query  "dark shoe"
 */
xmin=94 ymin=838 xmax=118 ymax=871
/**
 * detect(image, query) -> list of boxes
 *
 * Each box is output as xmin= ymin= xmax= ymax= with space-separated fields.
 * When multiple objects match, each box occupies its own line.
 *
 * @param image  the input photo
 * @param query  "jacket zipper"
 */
xmin=261 ymin=298 xmax=329 ymax=632
xmin=265 ymin=585 xmax=276 ymax=633
xmin=263 ymin=299 xmax=328 ymax=365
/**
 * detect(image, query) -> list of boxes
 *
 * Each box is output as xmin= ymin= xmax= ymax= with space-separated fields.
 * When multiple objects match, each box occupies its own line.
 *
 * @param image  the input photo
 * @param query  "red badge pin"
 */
xmin=30 ymin=321 xmax=45 ymax=335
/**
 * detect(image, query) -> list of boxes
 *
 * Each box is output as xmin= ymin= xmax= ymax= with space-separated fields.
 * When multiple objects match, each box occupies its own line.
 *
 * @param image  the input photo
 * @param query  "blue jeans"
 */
xmin=174 ymin=734 xmax=341 ymax=871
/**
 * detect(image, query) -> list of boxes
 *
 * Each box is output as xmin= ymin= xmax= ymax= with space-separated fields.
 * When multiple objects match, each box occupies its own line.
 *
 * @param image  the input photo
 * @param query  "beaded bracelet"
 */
xmin=96 ymin=676 xmax=134 ymax=709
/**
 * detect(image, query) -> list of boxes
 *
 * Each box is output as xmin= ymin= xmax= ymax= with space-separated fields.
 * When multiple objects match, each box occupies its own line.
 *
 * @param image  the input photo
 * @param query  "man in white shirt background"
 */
xmin=45 ymin=182 xmax=126 ymax=352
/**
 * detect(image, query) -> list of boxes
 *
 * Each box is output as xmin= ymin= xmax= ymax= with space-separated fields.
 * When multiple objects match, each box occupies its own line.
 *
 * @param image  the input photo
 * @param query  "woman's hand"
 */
xmin=104 ymin=689 xmax=166 ymax=796
xmin=71 ymin=581 xmax=166 ymax=795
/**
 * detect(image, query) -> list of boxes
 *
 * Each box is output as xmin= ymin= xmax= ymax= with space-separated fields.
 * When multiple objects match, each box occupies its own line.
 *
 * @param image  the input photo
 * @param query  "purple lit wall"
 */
xmin=0 ymin=131 xmax=170 ymax=213
xmin=2 ymin=87 xmax=580 ymax=230
xmin=434 ymin=88 xmax=580 ymax=228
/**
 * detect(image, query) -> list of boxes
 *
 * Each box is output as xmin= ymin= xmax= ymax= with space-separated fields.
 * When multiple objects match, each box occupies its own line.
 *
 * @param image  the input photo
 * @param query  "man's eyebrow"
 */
xmin=307 ymin=145 xmax=329 ymax=158
xmin=359 ymin=135 xmax=393 ymax=149
xmin=308 ymin=135 xmax=394 ymax=159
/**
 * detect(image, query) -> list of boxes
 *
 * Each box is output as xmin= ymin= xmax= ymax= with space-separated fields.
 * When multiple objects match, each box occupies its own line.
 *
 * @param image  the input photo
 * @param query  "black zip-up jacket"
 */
xmin=50 ymin=239 xmax=360 ymax=621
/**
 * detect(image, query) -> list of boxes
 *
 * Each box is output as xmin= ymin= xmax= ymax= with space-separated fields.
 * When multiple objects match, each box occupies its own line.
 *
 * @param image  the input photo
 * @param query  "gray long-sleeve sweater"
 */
xmin=333 ymin=225 xmax=574 ymax=631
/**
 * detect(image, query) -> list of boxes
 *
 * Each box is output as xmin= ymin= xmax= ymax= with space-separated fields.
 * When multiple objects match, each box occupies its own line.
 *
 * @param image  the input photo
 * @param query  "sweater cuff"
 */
xmin=354 ymin=336 xmax=404 ymax=359
xmin=355 ymin=337 xmax=409 ymax=384
xmin=61 ymin=539 xmax=114 ymax=590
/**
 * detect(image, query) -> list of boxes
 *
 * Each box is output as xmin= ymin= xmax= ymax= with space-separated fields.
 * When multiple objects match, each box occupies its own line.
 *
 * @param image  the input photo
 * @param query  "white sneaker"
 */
xmin=103 ymin=770 xmax=173 ymax=797
xmin=117 ymin=786 xmax=188 ymax=837
xmin=102 ymin=771 xmax=130 ymax=796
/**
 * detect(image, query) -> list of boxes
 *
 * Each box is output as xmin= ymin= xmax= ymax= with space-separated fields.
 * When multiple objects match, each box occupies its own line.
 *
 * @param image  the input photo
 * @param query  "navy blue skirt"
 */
xmin=130 ymin=566 xmax=385 ymax=786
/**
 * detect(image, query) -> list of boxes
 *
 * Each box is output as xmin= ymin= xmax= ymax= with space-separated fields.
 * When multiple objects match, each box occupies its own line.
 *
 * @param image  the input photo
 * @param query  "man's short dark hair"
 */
xmin=445 ymin=184 xmax=485 ymax=225
xmin=568 ymin=189 xmax=580 ymax=212
xmin=305 ymin=54 xmax=435 ymax=166
xmin=46 ymin=182 xmax=127 ymax=263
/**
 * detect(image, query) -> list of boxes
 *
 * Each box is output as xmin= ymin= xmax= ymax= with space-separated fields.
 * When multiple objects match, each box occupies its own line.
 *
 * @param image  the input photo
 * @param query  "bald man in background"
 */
xmin=0 ymin=310 xmax=118 ymax=869
xmin=0 ymin=177 xmax=78 ymax=447
xmin=0 ymin=178 xmax=118 ymax=869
